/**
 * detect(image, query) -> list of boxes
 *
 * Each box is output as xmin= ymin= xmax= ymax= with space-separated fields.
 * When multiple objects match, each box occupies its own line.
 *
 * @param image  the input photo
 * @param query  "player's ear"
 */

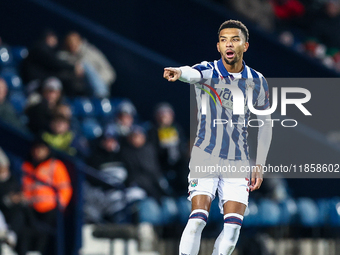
xmin=217 ymin=42 xmax=220 ymax=53
xmin=243 ymin=42 xmax=249 ymax=52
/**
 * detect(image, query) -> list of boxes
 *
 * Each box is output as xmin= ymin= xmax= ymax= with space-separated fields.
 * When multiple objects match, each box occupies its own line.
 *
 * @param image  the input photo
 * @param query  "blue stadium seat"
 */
xmin=138 ymin=198 xmax=162 ymax=225
xmin=296 ymin=198 xmax=319 ymax=227
xmin=10 ymin=46 xmax=28 ymax=65
xmin=328 ymin=197 xmax=340 ymax=226
xmin=71 ymin=98 xmax=95 ymax=118
xmin=317 ymin=198 xmax=332 ymax=226
xmin=279 ymin=198 xmax=298 ymax=225
xmin=81 ymin=118 xmax=102 ymax=140
xmin=258 ymin=199 xmax=281 ymax=226
xmin=176 ymin=196 xmax=191 ymax=225
xmin=110 ymin=98 xmax=126 ymax=109
xmin=243 ymin=199 xmax=260 ymax=227
xmin=8 ymin=91 xmax=26 ymax=114
xmin=161 ymin=197 xmax=179 ymax=224
xmin=0 ymin=46 xmax=13 ymax=67
xmin=1 ymin=69 xmax=23 ymax=91
xmin=92 ymin=98 xmax=114 ymax=116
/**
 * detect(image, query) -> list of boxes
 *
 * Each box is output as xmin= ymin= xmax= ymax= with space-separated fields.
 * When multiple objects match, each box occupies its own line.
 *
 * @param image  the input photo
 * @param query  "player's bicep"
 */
xmin=192 ymin=61 xmax=213 ymax=80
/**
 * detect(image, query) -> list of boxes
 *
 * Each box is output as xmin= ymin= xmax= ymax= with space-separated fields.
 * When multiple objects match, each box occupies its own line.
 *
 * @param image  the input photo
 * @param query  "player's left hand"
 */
xmin=249 ymin=164 xmax=263 ymax=192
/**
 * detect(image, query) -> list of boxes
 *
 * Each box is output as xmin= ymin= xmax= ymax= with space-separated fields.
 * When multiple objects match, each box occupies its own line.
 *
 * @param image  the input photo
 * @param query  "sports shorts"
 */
xmin=188 ymin=146 xmax=250 ymax=214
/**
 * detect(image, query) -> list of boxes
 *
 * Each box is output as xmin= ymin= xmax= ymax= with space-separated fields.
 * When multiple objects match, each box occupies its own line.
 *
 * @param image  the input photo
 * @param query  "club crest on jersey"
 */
xmin=190 ymin=179 xmax=198 ymax=187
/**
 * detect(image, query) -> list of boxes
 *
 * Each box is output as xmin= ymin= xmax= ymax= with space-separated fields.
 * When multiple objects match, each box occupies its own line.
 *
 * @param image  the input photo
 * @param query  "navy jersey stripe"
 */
xmin=192 ymin=59 xmax=268 ymax=160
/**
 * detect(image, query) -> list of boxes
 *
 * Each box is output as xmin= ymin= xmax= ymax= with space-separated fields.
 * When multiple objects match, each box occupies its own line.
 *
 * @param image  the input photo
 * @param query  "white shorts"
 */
xmin=188 ymin=146 xmax=250 ymax=214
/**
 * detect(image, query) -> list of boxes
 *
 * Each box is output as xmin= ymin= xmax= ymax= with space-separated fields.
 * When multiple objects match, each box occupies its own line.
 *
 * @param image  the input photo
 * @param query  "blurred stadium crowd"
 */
xmin=214 ymin=0 xmax=340 ymax=72
xmin=0 ymin=29 xmax=192 ymax=254
xmin=0 ymin=1 xmax=340 ymax=255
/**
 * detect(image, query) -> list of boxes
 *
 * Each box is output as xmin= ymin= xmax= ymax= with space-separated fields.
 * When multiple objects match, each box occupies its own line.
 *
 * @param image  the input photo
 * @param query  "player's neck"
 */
xmin=222 ymin=58 xmax=244 ymax=73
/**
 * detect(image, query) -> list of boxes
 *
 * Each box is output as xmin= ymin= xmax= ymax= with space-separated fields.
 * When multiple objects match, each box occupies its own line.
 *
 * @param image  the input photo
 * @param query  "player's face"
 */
xmin=217 ymin=28 xmax=249 ymax=66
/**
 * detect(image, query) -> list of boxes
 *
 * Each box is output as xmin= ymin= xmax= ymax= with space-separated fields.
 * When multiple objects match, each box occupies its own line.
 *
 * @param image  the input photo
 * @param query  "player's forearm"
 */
xmin=256 ymin=114 xmax=272 ymax=166
xmin=178 ymin=66 xmax=201 ymax=83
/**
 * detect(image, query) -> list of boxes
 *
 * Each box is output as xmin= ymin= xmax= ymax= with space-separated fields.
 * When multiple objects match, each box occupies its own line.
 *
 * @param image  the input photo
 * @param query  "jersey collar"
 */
xmin=217 ymin=59 xmax=248 ymax=79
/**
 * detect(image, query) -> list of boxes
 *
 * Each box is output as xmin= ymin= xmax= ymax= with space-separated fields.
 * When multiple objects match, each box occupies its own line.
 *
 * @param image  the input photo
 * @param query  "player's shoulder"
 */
xmin=193 ymin=60 xmax=215 ymax=70
xmin=246 ymin=65 xmax=269 ymax=87
xmin=245 ymin=65 xmax=266 ymax=79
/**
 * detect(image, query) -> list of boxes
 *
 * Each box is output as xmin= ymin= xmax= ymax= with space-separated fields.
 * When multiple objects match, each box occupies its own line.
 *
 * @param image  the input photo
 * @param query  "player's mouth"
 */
xmin=226 ymin=50 xmax=235 ymax=59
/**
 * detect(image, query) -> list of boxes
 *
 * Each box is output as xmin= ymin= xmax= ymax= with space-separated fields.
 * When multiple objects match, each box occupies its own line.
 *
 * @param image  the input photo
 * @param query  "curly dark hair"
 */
xmin=218 ymin=20 xmax=249 ymax=42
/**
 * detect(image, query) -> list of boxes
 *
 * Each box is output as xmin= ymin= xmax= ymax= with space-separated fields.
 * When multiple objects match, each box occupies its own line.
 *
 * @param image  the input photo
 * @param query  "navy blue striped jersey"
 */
xmin=192 ymin=59 xmax=269 ymax=160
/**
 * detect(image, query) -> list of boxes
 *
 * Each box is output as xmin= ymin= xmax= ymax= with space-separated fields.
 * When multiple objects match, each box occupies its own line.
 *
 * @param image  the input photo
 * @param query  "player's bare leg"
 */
xmin=179 ymin=194 xmax=212 ymax=255
xmin=211 ymin=201 xmax=246 ymax=255
xmin=191 ymin=194 xmax=212 ymax=212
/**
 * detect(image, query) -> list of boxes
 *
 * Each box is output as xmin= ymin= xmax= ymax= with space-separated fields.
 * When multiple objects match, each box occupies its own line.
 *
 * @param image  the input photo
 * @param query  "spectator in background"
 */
xmin=58 ymin=32 xmax=116 ymax=98
xmin=85 ymin=128 xmax=148 ymax=224
xmin=0 ymin=78 xmax=26 ymax=131
xmin=121 ymin=126 xmax=170 ymax=202
xmin=271 ymin=0 xmax=306 ymax=29
xmin=0 ymin=148 xmax=26 ymax=254
xmin=25 ymin=77 xmax=63 ymax=135
xmin=54 ymin=103 xmax=72 ymax=120
xmin=306 ymin=0 xmax=340 ymax=48
xmin=42 ymin=114 xmax=89 ymax=158
xmin=148 ymin=103 xmax=188 ymax=196
xmin=229 ymin=0 xmax=275 ymax=31
xmin=105 ymin=101 xmax=137 ymax=143
xmin=54 ymin=103 xmax=81 ymax=133
xmin=87 ymin=131 xmax=122 ymax=171
xmin=84 ymin=131 xmax=131 ymax=223
xmin=20 ymin=30 xmax=87 ymax=96
xmin=22 ymin=140 xmax=73 ymax=255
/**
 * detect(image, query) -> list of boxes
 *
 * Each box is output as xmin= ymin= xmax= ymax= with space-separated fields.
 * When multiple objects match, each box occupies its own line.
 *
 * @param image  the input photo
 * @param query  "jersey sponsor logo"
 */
xmin=220 ymin=88 xmax=234 ymax=110
xmin=196 ymin=83 xmax=222 ymax=108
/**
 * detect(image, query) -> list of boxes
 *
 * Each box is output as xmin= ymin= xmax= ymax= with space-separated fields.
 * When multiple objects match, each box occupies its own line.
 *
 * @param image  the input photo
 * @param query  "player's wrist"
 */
xmin=176 ymin=68 xmax=182 ymax=77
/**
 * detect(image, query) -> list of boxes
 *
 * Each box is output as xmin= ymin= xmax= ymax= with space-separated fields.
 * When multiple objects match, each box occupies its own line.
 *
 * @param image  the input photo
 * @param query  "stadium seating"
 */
xmin=328 ymin=197 xmax=340 ymax=226
xmin=10 ymin=46 xmax=28 ymax=66
xmin=176 ymin=196 xmax=191 ymax=225
xmin=161 ymin=197 xmax=179 ymax=224
xmin=0 ymin=46 xmax=27 ymax=69
xmin=0 ymin=46 xmax=13 ymax=67
xmin=257 ymin=199 xmax=281 ymax=226
xmin=138 ymin=198 xmax=163 ymax=225
xmin=243 ymin=199 xmax=260 ymax=227
xmin=92 ymin=98 xmax=114 ymax=117
xmin=72 ymin=98 xmax=95 ymax=118
xmin=1 ymin=68 xmax=23 ymax=91
xmin=317 ymin=198 xmax=332 ymax=226
xmin=279 ymin=198 xmax=298 ymax=225
xmin=8 ymin=91 xmax=26 ymax=114
xmin=296 ymin=198 xmax=319 ymax=227
xmin=81 ymin=118 xmax=103 ymax=140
